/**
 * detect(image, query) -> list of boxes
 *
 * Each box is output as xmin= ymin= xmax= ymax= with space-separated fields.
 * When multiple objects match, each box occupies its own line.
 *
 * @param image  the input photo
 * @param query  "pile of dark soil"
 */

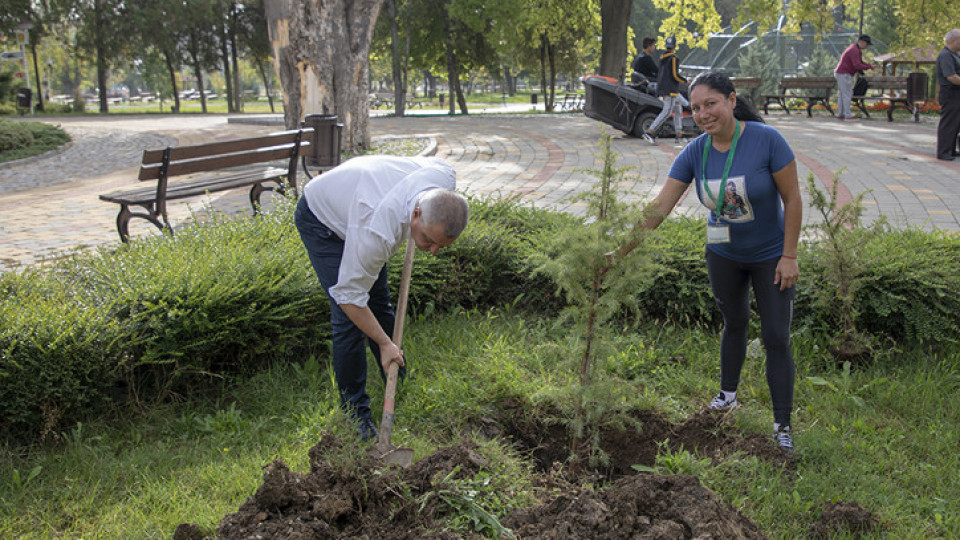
xmin=176 ymin=408 xmax=800 ymax=539
xmin=210 ymin=435 xmax=489 ymax=539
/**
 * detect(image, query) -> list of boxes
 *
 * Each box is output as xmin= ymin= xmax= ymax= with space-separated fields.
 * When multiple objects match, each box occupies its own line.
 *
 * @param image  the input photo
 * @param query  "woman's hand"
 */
xmin=775 ymin=257 xmax=799 ymax=291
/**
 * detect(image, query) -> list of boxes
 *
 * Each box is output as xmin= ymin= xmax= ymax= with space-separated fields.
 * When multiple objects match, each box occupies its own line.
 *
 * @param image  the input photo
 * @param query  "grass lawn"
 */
xmin=1 ymin=308 xmax=957 ymax=538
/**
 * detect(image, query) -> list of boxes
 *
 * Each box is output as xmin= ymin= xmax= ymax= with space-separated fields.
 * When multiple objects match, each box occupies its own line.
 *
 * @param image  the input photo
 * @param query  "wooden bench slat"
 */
xmin=141 ymin=129 xmax=307 ymax=165
xmin=139 ymin=144 xmax=304 ymax=180
xmin=101 ymin=168 xmax=289 ymax=205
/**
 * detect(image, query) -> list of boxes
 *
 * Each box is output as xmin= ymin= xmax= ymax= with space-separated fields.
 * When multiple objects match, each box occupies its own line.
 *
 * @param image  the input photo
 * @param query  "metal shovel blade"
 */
xmin=368 ymin=409 xmax=414 ymax=467
xmin=369 ymin=442 xmax=414 ymax=467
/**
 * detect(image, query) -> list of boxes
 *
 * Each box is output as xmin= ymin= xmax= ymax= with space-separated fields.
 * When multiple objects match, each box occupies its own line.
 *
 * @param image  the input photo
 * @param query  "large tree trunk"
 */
xmin=598 ymin=0 xmax=632 ymax=81
xmin=264 ymin=0 xmax=382 ymax=152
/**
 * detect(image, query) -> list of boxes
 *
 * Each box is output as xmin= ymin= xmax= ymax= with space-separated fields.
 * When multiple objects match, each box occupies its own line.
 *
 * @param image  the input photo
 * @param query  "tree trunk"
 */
xmin=264 ymin=0 xmax=383 ymax=152
xmin=442 ymin=9 xmax=467 ymax=115
xmin=30 ymin=40 xmax=44 ymax=112
xmin=231 ymin=3 xmax=244 ymax=112
xmin=599 ymin=0 xmax=632 ymax=81
xmin=164 ymin=51 xmax=181 ymax=113
xmin=387 ymin=0 xmax=405 ymax=117
xmin=221 ymin=28 xmax=235 ymax=113
xmin=539 ymin=34 xmax=553 ymax=112
xmin=256 ymin=58 xmax=275 ymax=113
xmin=424 ymin=70 xmax=436 ymax=98
xmin=193 ymin=57 xmax=208 ymax=113
xmin=95 ymin=0 xmax=109 ymax=113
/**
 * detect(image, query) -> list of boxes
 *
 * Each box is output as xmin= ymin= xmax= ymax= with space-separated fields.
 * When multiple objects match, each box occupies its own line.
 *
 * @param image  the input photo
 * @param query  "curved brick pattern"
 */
xmin=0 ymin=112 xmax=956 ymax=272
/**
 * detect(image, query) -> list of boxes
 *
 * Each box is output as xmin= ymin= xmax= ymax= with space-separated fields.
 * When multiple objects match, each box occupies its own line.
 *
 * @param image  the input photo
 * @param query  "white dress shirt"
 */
xmin=302 ymin=155 xmax=456 ymax=307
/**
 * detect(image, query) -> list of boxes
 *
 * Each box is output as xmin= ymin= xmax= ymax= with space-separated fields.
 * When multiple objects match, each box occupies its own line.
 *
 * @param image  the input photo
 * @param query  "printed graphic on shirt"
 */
xmin=703 ymin=175 xmax=753 ymax=223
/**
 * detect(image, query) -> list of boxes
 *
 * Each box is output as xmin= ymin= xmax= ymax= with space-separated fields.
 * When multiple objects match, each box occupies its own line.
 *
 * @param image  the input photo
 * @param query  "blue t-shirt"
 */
xmin=668 ymin=121 xmax=795 ymax=263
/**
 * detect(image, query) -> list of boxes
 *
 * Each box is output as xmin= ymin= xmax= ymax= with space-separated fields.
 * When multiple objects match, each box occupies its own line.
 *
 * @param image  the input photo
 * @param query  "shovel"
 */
xmin=369 ymin=237 xmax=416 ymax=467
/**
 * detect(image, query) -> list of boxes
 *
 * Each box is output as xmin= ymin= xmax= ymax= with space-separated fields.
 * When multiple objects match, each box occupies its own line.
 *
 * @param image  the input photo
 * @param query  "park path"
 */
xmin=0 ymin=111 xmax=957 ymax=271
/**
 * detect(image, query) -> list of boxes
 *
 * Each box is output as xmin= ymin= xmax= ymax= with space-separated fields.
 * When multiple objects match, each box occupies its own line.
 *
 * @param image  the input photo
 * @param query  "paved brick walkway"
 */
xmin=1 ymin=111 xmax=957 ymax=271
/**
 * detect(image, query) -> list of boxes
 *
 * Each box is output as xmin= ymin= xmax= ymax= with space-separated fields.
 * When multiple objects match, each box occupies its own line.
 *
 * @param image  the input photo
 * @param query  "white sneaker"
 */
xmin=642 ymin=131 xmax=656 ymax=144
xmin=708 ymin=392 xmax=738 ymax=409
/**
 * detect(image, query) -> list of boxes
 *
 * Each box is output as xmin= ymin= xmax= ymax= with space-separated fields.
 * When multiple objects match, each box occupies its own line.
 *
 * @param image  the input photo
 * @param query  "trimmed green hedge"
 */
xmin=2 ymin=195 xmax=959 ymax=439
xmin=0 ymin=120 xmax=70 ymax=162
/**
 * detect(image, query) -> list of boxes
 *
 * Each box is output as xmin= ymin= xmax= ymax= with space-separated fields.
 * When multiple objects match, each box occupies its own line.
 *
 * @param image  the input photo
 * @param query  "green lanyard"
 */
xmin=701 ymin=120 xmax=741 ymax=219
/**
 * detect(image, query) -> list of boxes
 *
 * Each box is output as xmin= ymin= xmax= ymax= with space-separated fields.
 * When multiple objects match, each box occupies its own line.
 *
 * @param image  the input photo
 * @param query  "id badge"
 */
xmin=706 ymin=224 xmax=731 ymax=244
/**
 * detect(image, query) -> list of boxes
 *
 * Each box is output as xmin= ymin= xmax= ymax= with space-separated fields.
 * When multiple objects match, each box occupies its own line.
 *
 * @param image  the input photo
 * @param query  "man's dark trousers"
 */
xmin=938 ymin=87 xmax=960 ymax=159
xmin=294 ymin=197 xmax=396 ymax=422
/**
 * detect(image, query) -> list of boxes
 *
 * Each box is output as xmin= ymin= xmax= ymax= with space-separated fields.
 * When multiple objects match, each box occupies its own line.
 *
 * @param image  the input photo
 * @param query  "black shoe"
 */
xmin=357 ymin=417 xmax=379 ymax=443
xmin=774 ymin=426 xmax=794 ymax=453
xmin=937 ymin=155 xmax=955 ymax=161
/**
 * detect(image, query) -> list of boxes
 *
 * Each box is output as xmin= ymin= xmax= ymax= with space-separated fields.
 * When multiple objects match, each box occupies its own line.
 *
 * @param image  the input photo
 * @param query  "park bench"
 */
xmin=852 ymin=75 xmax=926 ymax=122
xmin=369 ymin=92 xmax=394 ymax=109
xmin=98 ymin=128 xmax=312 ymax=242
xmin=369 ymin=92 xmax=425 ymax=109
xmin=762 ymin=77 xmax=836 ymax=117
xmin=557 ymin=93 xmax=585 ymax=111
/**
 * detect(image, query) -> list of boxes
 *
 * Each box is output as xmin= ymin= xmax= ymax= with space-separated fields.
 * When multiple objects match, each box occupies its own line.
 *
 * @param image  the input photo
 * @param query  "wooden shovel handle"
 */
xmin=379 ymin=238 xmax=415 ymax=447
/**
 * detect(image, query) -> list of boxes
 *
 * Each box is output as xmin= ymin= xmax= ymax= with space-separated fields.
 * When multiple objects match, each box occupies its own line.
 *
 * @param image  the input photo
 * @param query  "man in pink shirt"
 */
xmin=834 ymin=35 xmax=875 ymax=120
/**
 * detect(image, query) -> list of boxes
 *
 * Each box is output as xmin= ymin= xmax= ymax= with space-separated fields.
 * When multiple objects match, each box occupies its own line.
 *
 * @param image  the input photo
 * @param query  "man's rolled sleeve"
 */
xmin=329 ymin=227 xmax=394 ymax=308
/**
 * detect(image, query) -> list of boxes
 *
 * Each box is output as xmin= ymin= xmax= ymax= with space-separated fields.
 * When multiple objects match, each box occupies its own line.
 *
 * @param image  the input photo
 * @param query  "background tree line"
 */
xmin=0 ymin=0 xmax=275 ymax=114
xmin=1 ymin=0 xmax=950 ymax=150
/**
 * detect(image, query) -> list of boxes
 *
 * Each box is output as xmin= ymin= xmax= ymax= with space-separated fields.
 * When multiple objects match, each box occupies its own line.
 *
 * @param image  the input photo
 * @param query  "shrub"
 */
xmin=2 ymin=190 xmax=959 ymax=441
xmin=0 ymin=102 xmax=16 ymax=116
xmin=0 ymin=120 xmax=69 ymax=162
xmin=0 ymin=269 xmax=124 ymax=438
xmin=0 ymin=196 xmax=570 ymax=438
xmin=0 ymin=120 xmax=34 ymax=152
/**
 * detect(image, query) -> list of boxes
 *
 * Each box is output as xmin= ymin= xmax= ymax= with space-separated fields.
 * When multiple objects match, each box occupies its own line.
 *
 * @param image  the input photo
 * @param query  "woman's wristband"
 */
xmin=781 ymin=254 xmax=797 ymax=260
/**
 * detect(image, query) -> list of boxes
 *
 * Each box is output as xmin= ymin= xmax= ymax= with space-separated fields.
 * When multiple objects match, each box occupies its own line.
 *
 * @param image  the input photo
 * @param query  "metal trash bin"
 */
xmin=530 ymin=93 xmax=538 ymax=105
xmin=16 ymin=88 xmax=32 ymax=110
xmin=301 ymin=114 xmax=343 ymax=170
xmin=906 ymin=72 xmax=929 ymax=123
xmin=907 ymin=72 xmax=928 ymax=103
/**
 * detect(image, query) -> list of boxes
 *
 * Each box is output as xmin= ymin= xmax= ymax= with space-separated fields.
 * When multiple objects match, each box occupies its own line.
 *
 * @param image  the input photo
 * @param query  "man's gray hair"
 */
xmin=947 ymin=29 xmax=960 ymax=45
xmin=418 ymin=189 xmax=469 ymax=238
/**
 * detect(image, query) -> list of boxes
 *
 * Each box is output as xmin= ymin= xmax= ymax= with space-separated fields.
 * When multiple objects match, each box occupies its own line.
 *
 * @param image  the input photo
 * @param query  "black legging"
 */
xmin=706 ymin=249 xmax=795 ymax=427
